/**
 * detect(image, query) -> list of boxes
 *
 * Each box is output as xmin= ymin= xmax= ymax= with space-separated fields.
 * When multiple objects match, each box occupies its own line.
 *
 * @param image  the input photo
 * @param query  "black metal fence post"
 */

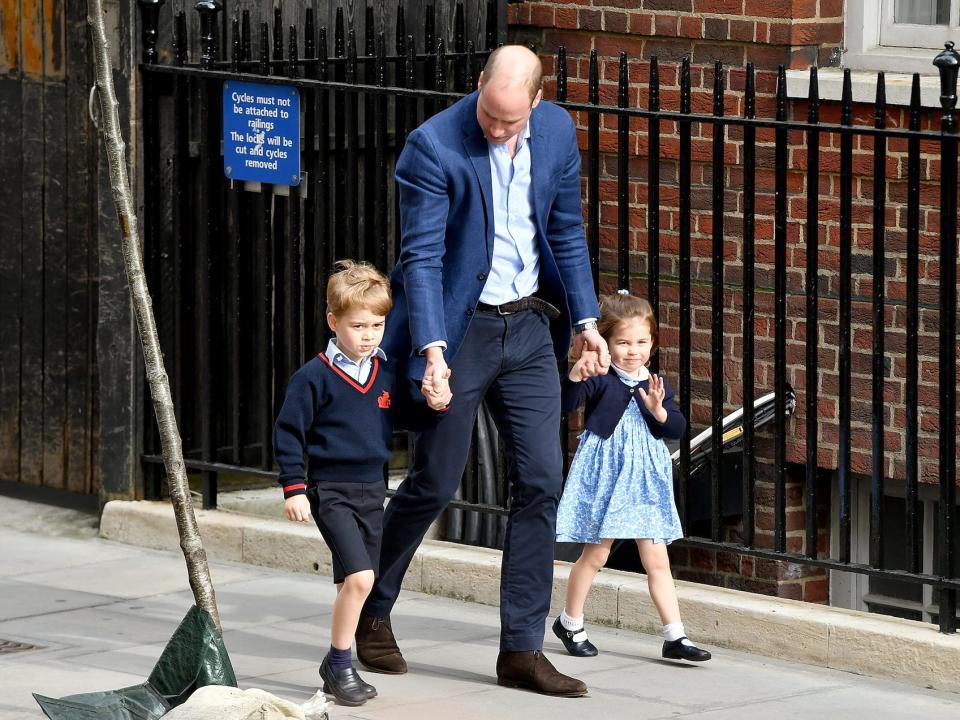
xmin=423 ymin=5 xmax=436 ymax=113
xmin=288 ymin=26 xmax=303 ymax=373
xmin=344 ymin=31 xmax=359 ymax=260
xmin=647 ymin=55 xmax=661 ymax=359
xmin=587 ymin=50 xmax=599 ymax=293
xmin=804 ymin=67 xmax=820 ymax=559
xmin=454 ymin=1 xmax=466 ymax=92
xmin=773 ymin=66 xmax=788 ymax=553
xmin=363 ymin=6 xmax=376 ymax=264
xmin=138 ymin=0 xmax=164 ymax=65
xmin=677 ymin=57 xmax=692 ymax=528
xmin=741 ymin=62 xmax=756 ymax=549
xmin=137 ymin=0 xmax=164 ymax=500
xmin=226 ymin=16 xmax=242 ymax=465
xmin=374 ymin=33 xmax=388 ymax=269
xmin=710 ymin=61 xmax=725 ymax=542
xmin=196 ymin=0 xmax=221 ymax=509
xmin=870 ymin=73 xmax=887 ymax=568
xmin=257 ymin=20 xmax=274 ymax=471
xmin=617 ymin=52 xmax=630 ymax=290
xmin=303 ymin=9 xmax=318 ymax=357
xmin=933 ymin=42 xmax=959 ymax=634
xmin=838 ymin=69 xmax=854 ymax=564
xmin=905 ymin=74 xmax=922 ymax=575
xmin=316 ymin=26 xmax=331 ymax=348
xmin=333 ymin=7 xmax=345 ymax=260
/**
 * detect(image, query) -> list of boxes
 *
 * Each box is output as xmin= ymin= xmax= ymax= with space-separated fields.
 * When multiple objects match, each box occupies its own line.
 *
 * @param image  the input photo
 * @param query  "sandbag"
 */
xmin=148 ymin=605 xmax=238 ymax=707
xmin=33 ymin=683 xmax=170 ymax=720
xmin=161 ymin=686 xmax=328 ymax=720
xmin=33 ymin=606 xmax=236 ymax=720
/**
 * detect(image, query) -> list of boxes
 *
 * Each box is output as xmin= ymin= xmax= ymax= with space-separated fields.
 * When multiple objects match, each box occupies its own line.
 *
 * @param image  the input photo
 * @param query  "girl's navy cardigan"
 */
xmin=561 ymin=371 xmax=686 ymax=440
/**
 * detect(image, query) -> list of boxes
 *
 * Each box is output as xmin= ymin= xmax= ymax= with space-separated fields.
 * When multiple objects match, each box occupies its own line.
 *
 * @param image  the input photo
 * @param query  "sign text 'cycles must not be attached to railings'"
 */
xmin=223 ymin=81 xmax=300 ymax=186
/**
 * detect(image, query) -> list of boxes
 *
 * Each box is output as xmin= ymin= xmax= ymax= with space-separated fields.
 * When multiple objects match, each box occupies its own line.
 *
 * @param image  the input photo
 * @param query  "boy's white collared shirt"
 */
xmin=325 ymin=337 xmax=386 ymax=384
xmin=611 ymin=362 xmax=650 ymax=387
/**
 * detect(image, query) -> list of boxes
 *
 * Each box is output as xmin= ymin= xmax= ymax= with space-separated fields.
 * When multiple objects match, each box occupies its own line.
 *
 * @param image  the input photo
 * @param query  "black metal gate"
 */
xmin=138 ymin=0 xmax=509 ymax=544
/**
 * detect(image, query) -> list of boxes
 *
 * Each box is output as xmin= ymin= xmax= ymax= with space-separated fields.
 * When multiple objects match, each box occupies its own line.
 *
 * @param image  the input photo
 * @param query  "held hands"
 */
xmin=284 ymin=494 xmax=311 ymax=523
xmin=571 ymin=328 xmax=610 ymax=378
xmin=636 ymin=373 xmax=669 ymax=424
xmin=568 ymin=349 xmax=601 ymax=382
xmin=421 ymin=347 xmax=453 ymax=410
xmin=422 ymin=369 xmax=453 ymax=410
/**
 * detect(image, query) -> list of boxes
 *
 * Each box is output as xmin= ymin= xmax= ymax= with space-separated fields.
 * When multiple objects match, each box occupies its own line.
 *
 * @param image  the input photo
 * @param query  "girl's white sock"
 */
xmin=560 ymin=609 xmax=584 ymax=631
xmin=663 ymin=622 xmax=688 ymax=643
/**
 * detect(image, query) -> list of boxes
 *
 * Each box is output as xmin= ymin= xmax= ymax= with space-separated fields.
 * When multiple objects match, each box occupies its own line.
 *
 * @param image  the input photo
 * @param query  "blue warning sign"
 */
xmin=223 ymin=80 xmax=300 ymax=186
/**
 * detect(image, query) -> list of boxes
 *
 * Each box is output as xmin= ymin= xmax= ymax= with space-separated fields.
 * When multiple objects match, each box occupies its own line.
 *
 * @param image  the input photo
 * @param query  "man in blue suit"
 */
xmin=356 ymin=45 xmax=609 ymax=696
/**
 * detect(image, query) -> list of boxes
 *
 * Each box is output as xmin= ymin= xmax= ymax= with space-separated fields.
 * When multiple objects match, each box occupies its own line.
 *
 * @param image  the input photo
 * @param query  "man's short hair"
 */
xmin=482 ymin=45 xmax=543 ymax=102
xmin=326 ymin=260 xmax=392 ymax=317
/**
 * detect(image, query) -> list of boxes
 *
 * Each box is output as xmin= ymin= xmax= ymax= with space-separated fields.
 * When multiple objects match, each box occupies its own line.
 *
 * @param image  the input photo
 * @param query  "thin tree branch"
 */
xmin=87 ymin=0 xmax=222 ymax=632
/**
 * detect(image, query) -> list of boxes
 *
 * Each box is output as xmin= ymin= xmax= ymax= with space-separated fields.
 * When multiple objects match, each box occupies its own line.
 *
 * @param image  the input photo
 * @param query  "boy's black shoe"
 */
xmin=319 ymin=658 xmax=373 ymax=706
xmin=662 ymin=638 xmax=711 ymax=662
xmin=552 ymin=616 xmax=599 ymax=657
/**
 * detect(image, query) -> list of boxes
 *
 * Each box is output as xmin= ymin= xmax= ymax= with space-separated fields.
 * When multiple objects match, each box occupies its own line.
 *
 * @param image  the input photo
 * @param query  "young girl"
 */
xmin=553 ymin=291 xmax=711 ymax=663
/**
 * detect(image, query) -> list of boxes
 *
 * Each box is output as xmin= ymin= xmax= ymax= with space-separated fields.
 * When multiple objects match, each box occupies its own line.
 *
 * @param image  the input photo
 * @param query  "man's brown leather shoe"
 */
xmin=355 ymin=614 xmax=407 ymax=674
xmin=496 ymin=650 xmax=588 ymax=697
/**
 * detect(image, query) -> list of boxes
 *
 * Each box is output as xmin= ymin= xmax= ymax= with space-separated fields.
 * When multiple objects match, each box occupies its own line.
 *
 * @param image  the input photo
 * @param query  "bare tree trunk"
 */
xmin=87 ymin=0 xmax=222 ymax=632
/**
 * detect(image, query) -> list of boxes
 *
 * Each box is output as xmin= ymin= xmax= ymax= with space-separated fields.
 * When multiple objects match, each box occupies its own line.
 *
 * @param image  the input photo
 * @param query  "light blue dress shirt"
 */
xmin=419 ymin=119 xmax=593 ymax=353
xmin=324 ymin=338 xmax=386 ymax=384
xmin=480 ymin=122 xmax=540 ymax=305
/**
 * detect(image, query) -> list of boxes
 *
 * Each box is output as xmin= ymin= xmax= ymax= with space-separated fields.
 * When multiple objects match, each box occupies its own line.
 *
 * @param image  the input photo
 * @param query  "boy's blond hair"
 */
xmin=326 ymin=260 xmax=392 ymax=317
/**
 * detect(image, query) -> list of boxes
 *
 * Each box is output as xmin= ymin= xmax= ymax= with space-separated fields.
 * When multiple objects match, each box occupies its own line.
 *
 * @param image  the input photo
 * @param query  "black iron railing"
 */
xmin=136 ymin=1 xmax=959 ymax=631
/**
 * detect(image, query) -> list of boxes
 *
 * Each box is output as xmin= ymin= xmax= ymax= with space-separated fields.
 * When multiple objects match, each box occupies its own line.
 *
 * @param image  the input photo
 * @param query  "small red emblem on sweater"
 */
xmin=377 ymin=391 xmax=391 ymax=409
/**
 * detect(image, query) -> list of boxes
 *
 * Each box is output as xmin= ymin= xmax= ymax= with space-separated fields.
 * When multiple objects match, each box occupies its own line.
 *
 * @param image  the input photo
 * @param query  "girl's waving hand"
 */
xmin=636 ymin=373 xmax=668 ymax=424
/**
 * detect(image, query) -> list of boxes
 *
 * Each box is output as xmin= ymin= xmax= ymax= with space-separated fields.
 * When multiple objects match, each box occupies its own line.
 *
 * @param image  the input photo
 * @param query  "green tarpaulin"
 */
xmin=33 ymin=606 xmax=237 ymax=720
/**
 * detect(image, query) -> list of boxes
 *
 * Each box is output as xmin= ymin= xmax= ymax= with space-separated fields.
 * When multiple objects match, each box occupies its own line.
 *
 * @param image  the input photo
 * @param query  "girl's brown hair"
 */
xmin=326 ymin=260 xmax=392 ymax=317
xmin=597 ymin=292 xmax=659 ymax=353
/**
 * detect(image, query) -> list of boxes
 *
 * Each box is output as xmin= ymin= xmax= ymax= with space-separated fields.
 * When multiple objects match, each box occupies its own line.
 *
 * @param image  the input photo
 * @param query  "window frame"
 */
xmin=844 ymin=0 xmax=952 ymax=74
xmin=829 ymin=475 xmax=957 ymax=625
xmin=879 ymin=0 xmax=958 ymax=49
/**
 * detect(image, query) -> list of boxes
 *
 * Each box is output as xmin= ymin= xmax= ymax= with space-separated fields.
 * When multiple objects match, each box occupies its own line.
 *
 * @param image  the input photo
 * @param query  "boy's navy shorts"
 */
xmin=307 ymin=480 xmax=385 ymax=584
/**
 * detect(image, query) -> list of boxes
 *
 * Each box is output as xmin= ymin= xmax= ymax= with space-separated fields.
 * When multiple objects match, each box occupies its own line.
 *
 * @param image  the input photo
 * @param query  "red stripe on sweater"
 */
xmin=318 ymin=353 xmax=380 ymax=393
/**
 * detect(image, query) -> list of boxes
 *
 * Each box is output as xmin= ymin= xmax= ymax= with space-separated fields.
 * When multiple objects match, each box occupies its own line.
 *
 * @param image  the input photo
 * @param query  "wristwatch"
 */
xmin=573 ymin=320 xmax=598 ymax=334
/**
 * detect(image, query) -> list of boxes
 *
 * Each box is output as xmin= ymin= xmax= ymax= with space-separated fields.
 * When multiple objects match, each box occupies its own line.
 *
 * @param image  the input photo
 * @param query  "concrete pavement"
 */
xmin=1 ymin=493 xmax=959 ymax=719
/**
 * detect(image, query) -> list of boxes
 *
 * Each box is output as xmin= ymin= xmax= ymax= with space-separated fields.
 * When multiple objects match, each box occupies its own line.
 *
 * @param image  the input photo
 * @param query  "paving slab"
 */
xmin=0 ymin=528 xmax=138 ymax=577
xmin=0 ymin=579 xmax=119 ymax=622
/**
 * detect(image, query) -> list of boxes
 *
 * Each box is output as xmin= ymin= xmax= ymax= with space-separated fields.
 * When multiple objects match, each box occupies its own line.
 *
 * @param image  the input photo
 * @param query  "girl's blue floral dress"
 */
xmin=556 ymin=366 xmax=683 ymax=545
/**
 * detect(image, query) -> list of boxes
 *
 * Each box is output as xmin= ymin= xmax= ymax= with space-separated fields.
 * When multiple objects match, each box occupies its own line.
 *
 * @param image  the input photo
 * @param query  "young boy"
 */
xmin=273 ymin=260 xmax=450 ymax=706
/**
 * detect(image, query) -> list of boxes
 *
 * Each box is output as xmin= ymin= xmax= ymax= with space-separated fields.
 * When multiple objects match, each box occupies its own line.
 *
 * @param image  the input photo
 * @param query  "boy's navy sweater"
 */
xmin=561 ymin=371 xmax=686 ymax=440
xmin=273 ymin=353 xmax=395 ymax=498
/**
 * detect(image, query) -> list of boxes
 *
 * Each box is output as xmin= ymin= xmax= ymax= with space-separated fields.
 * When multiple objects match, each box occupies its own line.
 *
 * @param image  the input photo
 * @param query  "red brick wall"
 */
xmin=511 ymin=0 xmax=844 ymax=71
xmin=518 ymin=1 xmax=959 ymax=599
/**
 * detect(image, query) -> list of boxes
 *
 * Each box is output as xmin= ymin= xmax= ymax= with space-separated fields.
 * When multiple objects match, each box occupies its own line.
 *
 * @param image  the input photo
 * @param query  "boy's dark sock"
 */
xmin=326 ymin=644 xmax=353 ymax=675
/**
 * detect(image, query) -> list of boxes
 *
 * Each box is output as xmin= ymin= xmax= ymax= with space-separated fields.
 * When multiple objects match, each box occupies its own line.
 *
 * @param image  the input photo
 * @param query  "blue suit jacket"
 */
xmin=384 ymin=91 xmax=600 ymax=385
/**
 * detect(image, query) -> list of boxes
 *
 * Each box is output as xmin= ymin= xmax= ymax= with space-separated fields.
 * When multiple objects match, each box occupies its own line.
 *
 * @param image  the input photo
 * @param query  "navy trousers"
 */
xmin=364 ymin=308 xmax=563 ymax=651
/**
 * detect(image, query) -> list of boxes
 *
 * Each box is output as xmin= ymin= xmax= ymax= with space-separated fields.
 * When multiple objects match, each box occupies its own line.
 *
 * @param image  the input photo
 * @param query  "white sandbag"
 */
xmin=161 ymin=686 xmax=329 ymax=720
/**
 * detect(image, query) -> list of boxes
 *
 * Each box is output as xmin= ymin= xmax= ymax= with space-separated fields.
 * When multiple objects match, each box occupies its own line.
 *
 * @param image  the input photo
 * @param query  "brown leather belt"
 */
xmin=476 ymin=296 xmax=560 ymax=319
